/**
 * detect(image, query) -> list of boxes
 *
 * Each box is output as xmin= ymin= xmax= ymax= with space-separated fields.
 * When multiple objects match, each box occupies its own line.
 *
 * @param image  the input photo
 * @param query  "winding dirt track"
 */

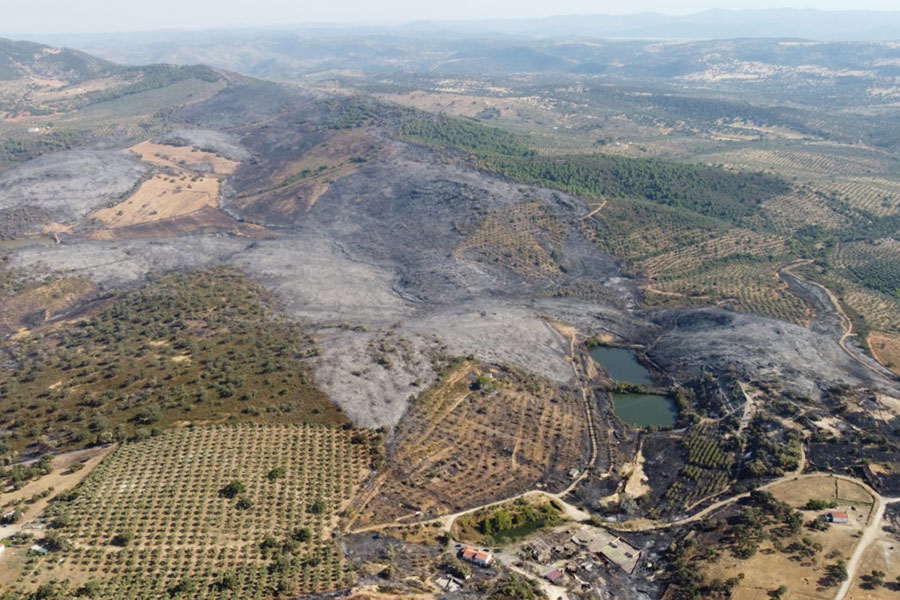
xmin=777 ymin=259 xmax=892 ymax=379
xmin=580 ymin=199 xmax=608 ymax=220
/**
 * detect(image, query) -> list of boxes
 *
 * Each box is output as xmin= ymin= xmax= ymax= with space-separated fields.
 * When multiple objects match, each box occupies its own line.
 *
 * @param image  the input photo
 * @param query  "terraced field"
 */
xmin=817 ymin=177 xmax=900 ymax=217
xmin=0 ymin=424 xmax=374 ymax=599
xmin=829 ymin=242 xmax=900 ymax=333
xmin=761 ymin=189 xmax=850 ymax=233
xmin=697 ymin=145 xmax=893 ymax=177
xmin=645 ymin=259 xmax=811 ymax=324
xmin=590 ymin=198 xmax=724 ymax=268
xmin=350 ymin=361 xmax=588 ymax=528
xmin=638 ymin=230 xmax=789 ymax=280
xmin=457 ymin=200 xmax=568 ymax=278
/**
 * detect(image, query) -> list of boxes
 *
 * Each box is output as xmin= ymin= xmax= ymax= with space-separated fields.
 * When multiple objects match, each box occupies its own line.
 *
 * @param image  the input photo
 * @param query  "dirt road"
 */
xmin=778 ymin=259 xmax=894 ymax=380
xmin=835 ymin=495 xmax=900 ymax=600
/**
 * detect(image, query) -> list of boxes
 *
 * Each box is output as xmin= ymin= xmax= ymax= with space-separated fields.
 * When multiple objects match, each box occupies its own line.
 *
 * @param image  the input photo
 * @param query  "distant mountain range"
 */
xmin=14 ymin=8 xmax=900 ymax=48
xmin=410 ymin=9 xmax=900 ymax=42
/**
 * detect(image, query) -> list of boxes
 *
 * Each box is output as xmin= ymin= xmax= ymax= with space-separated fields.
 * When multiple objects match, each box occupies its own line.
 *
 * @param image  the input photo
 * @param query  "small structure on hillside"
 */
xmin=29 ymin=544 xmax=48 ymax=556
xmin=435 ymin=575 xmax=463 ymax=592
xmin=572 ymin=525 xmax=641 ymax=574
xmin=459 ymin=546 xmax=494 ymax=567
xmin=544 ymin=569 xmax=565 ymax=583
xmin=827 ymin=511 xmax=849 ymax=523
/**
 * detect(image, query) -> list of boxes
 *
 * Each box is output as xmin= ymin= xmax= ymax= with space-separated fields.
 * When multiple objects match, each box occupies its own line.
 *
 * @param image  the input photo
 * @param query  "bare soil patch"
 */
xmin=869 ymin=331 xmax=900 ymax=376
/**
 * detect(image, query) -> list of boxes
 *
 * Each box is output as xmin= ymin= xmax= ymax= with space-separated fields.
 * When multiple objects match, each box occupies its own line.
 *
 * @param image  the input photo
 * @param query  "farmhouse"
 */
xmin=827 ymin=511 xmax=849 ymax=523
xmin=459 ymin=546 xmax=495 ymax=567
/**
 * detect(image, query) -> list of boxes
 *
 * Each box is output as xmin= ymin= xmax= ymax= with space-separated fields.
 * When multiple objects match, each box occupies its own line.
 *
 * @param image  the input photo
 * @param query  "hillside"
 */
xmin=0 ymin=38 xmax=898 ymax=600
xmin=0 ymin=38 xmax=113 ymax=81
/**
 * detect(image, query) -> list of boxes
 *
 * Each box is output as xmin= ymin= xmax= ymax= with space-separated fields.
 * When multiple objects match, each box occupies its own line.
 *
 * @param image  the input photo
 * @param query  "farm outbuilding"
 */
xmin=544 ymin=569 xmax=565 ymax=582
xmin=572 ymin=525 xmax=641 ymax=574
xmin=827 ymin=511 xmax=849 ymax=523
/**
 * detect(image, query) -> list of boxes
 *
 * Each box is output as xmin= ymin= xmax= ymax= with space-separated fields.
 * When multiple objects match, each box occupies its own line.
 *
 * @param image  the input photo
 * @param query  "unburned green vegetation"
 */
xmin=452 ymin=497 xmax=563 ymax=545
xmin=400 ymin=114 xmax=791 ymax=224
xmin=0 ymin=267 xmax=345 ymax=459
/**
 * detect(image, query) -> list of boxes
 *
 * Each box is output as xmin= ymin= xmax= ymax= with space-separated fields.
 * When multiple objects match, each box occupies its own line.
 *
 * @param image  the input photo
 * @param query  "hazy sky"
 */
xmin=6 ymin=0 xmax=900 ymax=34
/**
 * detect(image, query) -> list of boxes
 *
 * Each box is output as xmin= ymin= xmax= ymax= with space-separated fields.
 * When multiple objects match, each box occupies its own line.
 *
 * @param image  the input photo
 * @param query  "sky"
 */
xmin=5 ymin=0 xmax=900 ymax=34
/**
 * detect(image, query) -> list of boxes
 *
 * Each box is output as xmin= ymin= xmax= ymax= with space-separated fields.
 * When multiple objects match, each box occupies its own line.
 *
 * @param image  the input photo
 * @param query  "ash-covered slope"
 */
xmin=3 ymin=77 xmax=898 ymax=428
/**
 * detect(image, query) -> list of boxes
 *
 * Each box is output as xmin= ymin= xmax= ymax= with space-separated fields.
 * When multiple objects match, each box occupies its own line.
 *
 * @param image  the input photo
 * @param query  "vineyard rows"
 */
xmin=664 ymin=426 xmax=735 ymax=508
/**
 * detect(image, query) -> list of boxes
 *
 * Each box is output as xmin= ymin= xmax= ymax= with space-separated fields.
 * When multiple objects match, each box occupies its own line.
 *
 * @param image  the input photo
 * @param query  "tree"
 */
xmin=39 ymin=531 xmax=70 ymax=552
xmin=308 ymin=498 xmax=326 ymax=514
xmin=769 ymin=584 xmax=788 ymax=599
xmin=211 ymin=572 xmax=238 ymax=591
xmin=292 ymin=527 xmax=311 ymax=542
xmin=75 ymin=580 xmax=101 ymax=597
xmin=863 ymin=570 xmax=885 ymax=589
xmin=267 ymin=467 xmax=286 ymax=481
xmin=50 ymin=514 xmax=71 ymax=529
xmin=133 ymin=403 xmax=161 ymax=425
xmin=441 ymin=554 xmax=472 ymax=580
xmin=111 ymin=531 xmax=134 ymax=547
xmin=219 ymin=480 xmax=245 ymax=499
xmin=235 ymin=496 xmax=252 ymax=510
xmin=31 ymin=583 xmax=57 ymax=600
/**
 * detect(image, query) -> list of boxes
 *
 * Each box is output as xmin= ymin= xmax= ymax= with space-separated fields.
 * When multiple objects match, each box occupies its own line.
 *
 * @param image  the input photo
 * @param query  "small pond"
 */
xmin=588 ymin=345 xmax=654 ymax=386
xmin=612 ymin=393 xmax=678 ymax=428
xmin=588 ymin=345 xmax=678 ymax=427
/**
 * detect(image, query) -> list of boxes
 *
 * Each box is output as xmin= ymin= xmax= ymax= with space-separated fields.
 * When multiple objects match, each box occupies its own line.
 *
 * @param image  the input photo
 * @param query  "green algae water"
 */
xmin=612 ymin=393 xmax=678 ymax=427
